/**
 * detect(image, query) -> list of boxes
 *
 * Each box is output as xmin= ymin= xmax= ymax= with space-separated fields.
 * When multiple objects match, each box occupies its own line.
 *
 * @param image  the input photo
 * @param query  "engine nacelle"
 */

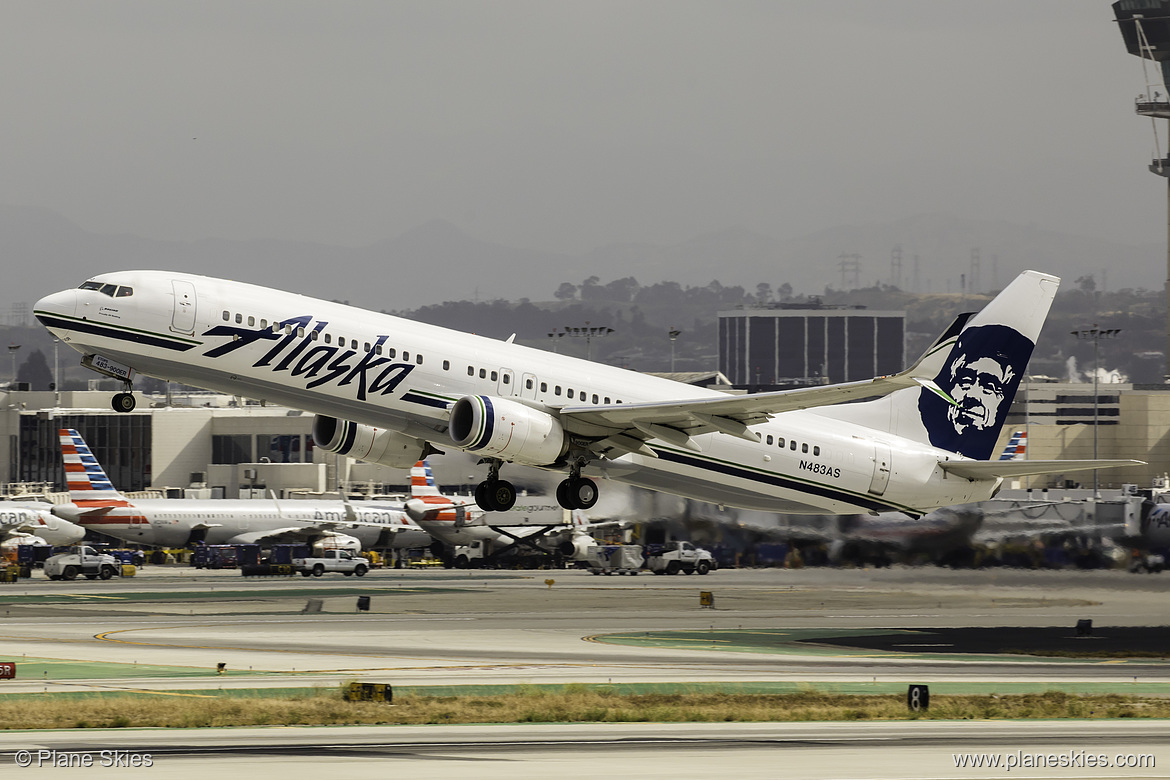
xmin=559 ymin=532 xmax=598 ymax=561
xmin=312 ymin=416 xmax=430 ymax=469
xmin=313 ymin=533 xmax=362 ymax=554
xmin=1143 ymin=504 xmax=1170 ymax=547
xmin=448 ymin=395 xmax=566 ymax=466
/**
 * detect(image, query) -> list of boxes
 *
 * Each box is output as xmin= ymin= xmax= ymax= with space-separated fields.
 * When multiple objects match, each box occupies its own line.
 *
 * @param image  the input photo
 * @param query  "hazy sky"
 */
xmin=0 ymin=1 xmax=1159 ymax=254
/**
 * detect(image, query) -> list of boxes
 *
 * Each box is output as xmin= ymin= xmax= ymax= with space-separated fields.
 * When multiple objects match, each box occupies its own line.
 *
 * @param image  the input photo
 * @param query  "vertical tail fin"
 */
xmin=816 ymin=271 xmax=1057 ymax=460
xmin=914 ymin=271 xmax=1056 ymax=459
xmin=409 ymin=460 xmax=443 ymax=498
xmin=998 ymin=430 xmax=1027 ymax=461
xmin=59 ymin=428 xmax=131 ymax=506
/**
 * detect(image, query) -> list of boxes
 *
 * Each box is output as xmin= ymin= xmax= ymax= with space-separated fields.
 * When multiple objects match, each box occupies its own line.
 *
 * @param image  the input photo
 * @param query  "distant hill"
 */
xmin=0 ymin=205 xmax=1160 ymax=321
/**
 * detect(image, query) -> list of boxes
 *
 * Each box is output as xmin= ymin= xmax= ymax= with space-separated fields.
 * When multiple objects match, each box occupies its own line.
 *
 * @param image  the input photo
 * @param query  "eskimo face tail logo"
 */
xmin=918 ymin=324 xmax=1034 ymax=460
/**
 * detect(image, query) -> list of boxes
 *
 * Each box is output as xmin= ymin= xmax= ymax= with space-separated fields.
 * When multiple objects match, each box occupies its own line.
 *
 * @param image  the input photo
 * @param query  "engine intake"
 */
xmin=312 ymin=416 xmax=432 ymax=469
xmin=448 ymin=395 xmax=565 ymax=465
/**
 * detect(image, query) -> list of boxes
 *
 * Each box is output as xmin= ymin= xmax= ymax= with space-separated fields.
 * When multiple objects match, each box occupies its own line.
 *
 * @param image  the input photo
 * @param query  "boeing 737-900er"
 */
xmin=52 ymin=428 xmax=432 ymax=550
xmin=34 ymin=270 xmax=1140 ymax=518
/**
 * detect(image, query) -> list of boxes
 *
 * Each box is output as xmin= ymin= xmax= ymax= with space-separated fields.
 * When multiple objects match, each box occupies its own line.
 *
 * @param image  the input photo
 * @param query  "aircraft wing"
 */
xmin=939 ymin=459 xmax=1143 ymax=480
xmin=559 ymin=361 xmax=950 ymax=455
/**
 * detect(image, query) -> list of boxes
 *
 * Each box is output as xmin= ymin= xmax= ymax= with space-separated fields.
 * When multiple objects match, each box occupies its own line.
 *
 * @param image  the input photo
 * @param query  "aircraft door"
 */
xmin=868 ymin=442 xmax=892 ymax=496
xmin=498 ymin=368 xmax=516 ymax=396
xmin=520 ymin=372 xmax=538 ymax=400
xmin=171 ymin=280 xmax=197 ymax=334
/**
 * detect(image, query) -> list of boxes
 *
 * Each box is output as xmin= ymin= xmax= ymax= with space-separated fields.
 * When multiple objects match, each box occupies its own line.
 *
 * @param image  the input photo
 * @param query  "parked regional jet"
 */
xmin=52 ymin=429 xmax=432 ymax=550
xmin=35 ymin=270 xmax=1139 ymax=517
xmin=0 ymin=502 xmax=85 ymax=547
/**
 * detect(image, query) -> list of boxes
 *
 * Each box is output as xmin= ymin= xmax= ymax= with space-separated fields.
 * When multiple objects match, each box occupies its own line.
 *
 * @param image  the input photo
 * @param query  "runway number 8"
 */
xmin=907 ymin=684 xmax=929 ymax=712
xmin=0 ymin=663 xmax=14 ymax=679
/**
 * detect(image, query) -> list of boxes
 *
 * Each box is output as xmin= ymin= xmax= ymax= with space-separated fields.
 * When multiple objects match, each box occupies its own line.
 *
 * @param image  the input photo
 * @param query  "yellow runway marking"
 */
xmin=48 ymin=682 xmax=216 ymax=698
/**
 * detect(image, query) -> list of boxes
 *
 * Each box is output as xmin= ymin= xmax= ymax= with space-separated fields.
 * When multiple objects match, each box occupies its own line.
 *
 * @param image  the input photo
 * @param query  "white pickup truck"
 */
xmin=645 ymin=541 xmax=717 ymax=575
xmin=291 ymin=549 xmax=369 ymax=577
xmin=44 ymin=546 xmax=121 ymax=581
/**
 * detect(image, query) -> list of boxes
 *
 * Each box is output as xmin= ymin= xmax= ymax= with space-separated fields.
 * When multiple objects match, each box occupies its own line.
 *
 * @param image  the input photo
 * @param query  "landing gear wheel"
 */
xmin=475 ymin=479 xmax=516 ymax=511
xmin=556 ymin=478 xmax=599 ymax=510
xmin=490 ymin=480 xmax=516 ymax=511
xmin=112 ymin=392 xmax=136 ymax=413
xmin=570 ymin=478 xmax=598 ymax=510
xmin=556 ymin=479 xmax=573 ymax=509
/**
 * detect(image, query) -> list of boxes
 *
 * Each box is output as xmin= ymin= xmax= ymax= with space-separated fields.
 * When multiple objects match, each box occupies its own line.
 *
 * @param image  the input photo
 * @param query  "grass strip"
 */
xmin=2 ymin=687 xmax=1170 ymax=730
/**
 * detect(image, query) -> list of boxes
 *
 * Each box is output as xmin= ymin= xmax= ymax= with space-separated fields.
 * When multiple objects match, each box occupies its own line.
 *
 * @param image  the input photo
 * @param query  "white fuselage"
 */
xmin=35 ymin=271 xmax=996 ymax=516
xmin=0 ymin=504 xmax=86 ymax=546
xmin=55 ymin=498 xmax=432 ymax=550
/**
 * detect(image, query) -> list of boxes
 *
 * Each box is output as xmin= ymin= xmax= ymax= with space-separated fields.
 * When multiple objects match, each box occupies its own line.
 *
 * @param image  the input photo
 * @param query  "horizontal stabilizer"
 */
xmin=939 ymin=459 xmax=1143 ymax=481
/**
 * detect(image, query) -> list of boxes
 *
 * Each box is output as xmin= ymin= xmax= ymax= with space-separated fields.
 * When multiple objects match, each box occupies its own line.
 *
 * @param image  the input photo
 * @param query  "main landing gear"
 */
xmin=472 ymin=458 xmax=600 ymax=512
xmin=556 ymin=457 xmax=598 ymax=510
xmin=474 ymin=460 xmax=517 ymax=512
xmin=556 ymin=476 xmax=598 ymax=510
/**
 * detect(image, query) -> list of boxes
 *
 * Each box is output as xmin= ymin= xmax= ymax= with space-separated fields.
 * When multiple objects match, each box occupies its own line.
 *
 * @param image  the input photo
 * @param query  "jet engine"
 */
xmin=559 ymin=532 xmax=598 ymax=561
xmin=448 ymin=395 xmax=565 ymax=465
xmin=312 ymin=416 xmax=432 ymax=469
xmin=312 ymin=533 xmax=362 ymax=554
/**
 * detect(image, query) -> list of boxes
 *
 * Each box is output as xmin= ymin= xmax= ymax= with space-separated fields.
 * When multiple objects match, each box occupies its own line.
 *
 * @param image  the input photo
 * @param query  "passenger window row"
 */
xmin=219 ymin=310 xmax=427 ymax=364
xmin=764 ymin=433 xmax=820 ymax=456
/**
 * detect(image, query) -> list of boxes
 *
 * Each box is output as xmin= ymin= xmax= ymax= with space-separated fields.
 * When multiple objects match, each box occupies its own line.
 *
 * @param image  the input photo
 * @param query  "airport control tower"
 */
xmin=1115 ymin=1 xmax=1170 ymax=380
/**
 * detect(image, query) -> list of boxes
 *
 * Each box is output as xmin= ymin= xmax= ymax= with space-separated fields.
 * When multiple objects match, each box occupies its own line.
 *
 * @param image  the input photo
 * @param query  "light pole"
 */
xmin=547 ymin=328 xmax=564 ymax=354
xmin=1071 ymin=324 xmax=1121 ymax=497
xmin=53 ymin=337 xmax=60 ymax=406
xmin=563 ymin=322 xmax=613 ymax=361
xmin=668 ymin=326 xmax=681 ymax=372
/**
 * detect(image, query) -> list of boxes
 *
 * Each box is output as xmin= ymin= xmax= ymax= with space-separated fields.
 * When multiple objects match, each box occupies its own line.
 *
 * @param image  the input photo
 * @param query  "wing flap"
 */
xmin=940 ymin=459 xmax=1143 ymax=480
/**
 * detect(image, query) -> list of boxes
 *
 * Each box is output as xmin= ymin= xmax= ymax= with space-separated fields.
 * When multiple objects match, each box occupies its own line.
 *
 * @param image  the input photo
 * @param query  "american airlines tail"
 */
xmin=819 ymin=271 xmax=1056 ymax=461
xmin=410 ymin=460 xmax=444 ymax=500
xmin=998 ymin=430 xmax=1027 ymax=461
xmin=59 ymin=428 xmax=133 ymax=508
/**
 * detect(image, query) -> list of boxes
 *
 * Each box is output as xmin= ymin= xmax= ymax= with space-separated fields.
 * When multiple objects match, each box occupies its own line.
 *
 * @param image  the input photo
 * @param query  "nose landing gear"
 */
xmin=112 ymin=387 xmax=136 ymax=413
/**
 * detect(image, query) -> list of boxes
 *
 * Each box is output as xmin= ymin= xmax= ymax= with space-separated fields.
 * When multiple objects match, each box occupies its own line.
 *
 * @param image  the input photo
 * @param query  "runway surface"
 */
xmin=0 ymin=719 xmax=1165 ymax=778
xmin=0 ymin=566 xmax=1167 ymax=777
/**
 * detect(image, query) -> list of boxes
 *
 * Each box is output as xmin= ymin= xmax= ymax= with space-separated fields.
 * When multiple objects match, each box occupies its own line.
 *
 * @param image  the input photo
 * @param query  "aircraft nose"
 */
xmin=34 ymin=289 xmax=79 ymax=332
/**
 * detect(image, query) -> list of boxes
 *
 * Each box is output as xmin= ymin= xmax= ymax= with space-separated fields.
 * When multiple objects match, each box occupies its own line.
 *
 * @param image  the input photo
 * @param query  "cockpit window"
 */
xmin=99 ymin=283 xmax=118 ymax=297
xmin=79 ymin=281 xmax=103 ymax=291
xmin=115 ymin=286 xmax=133 ymax=297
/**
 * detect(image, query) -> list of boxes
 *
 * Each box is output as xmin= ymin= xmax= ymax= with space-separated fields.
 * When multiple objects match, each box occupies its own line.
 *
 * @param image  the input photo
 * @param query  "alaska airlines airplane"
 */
xmin=34 ymin=270 xmax=1138 ymax=517
xmin=52 ymin=428 xmax=432 ymax=550
xmin=0 ymin=502 xmax=85 ymax=547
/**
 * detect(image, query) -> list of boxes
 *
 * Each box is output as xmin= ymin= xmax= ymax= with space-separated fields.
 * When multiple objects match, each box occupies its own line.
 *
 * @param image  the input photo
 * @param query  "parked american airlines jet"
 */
xmin=0 ymin=502 xmax=85 ymax=547
xmin=52 ymin=428 xmax=431 ymax=550
xmin=35 ymin=271 xmax=1138 ymax=517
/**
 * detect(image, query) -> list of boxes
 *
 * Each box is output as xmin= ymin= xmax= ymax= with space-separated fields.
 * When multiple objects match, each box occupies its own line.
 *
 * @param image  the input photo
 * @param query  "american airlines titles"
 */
xmin=201 ymin=316 xmax=415 ymax=401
